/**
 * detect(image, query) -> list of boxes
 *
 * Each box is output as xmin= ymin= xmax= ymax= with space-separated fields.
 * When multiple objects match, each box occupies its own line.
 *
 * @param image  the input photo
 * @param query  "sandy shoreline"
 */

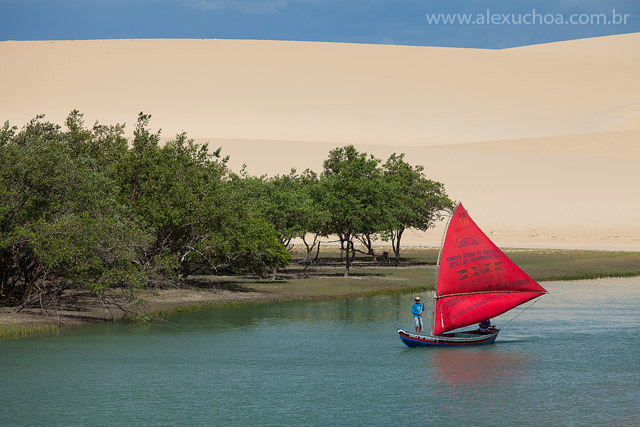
xmin=0 ymin=287 xmax=280 ymax=328
xmin=2 ymin=246 xmax=640 ymax=333
xmin=0 ymin=280 xmax=414 ymax=331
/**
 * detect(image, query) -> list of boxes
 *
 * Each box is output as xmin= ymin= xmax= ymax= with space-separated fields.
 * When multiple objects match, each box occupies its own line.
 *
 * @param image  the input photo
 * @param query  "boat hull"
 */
xmin=397 ymin=328 xmax=499 ymax=347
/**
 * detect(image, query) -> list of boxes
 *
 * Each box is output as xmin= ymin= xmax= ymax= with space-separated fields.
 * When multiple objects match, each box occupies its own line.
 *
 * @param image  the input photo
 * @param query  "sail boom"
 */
xmin=435 ymin=291 xmax=544 ymax=334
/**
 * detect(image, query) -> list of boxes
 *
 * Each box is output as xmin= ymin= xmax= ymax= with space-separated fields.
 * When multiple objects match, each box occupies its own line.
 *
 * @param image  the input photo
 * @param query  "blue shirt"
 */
xmin=412 ymin=303 xmax=424 ymax=317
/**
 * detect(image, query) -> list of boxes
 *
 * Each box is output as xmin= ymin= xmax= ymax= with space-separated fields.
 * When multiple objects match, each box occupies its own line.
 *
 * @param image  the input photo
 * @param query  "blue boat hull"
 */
xmin=398 ymin=328 xmax=499 ymax=347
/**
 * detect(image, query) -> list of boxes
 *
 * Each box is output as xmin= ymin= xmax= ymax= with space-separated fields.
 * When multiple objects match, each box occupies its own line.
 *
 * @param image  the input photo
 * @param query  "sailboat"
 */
xmin=398 ymin=203 xmax=547 ymax=347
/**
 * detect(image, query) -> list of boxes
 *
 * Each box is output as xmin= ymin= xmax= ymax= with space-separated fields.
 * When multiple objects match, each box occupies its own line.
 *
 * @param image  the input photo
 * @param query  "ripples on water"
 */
xmin=1 ymin=278 xmax=638 ymax=426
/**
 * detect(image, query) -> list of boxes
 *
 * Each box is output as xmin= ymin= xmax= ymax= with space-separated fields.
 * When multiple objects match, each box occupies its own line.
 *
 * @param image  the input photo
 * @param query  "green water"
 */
xmin=1 ymin=277 xmax=638 ymax=426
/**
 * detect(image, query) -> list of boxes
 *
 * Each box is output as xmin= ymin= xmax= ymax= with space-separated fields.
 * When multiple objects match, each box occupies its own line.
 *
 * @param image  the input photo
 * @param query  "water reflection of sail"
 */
xmin=428 ymin=348 xmax=527 ymax=387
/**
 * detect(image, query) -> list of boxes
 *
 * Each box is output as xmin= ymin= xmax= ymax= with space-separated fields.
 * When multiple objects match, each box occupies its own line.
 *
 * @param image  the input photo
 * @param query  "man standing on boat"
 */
xmin=412 ymin=297 xmax=425 ymax=333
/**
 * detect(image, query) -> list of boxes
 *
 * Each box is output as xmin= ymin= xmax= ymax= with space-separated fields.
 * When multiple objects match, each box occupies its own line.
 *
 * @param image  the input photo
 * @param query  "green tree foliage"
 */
xmin=251 ymin=170 xmax=324 ymax=249
xmin=256 ymin=169 xmax=330 ymax=277
xmin=182 ymin=171 xmax=291 ymax=279
xmin=0 ymin=112 xmax=292 ymax=308
xmin=1 ymin=111 xmax=452 ymax=310
xmin=297 ymin=170 xmax=330 ymax=276
xmin=119 ymin=114 xmax=223 ymax=281
xmin=317 ymin=147 xmax=452 ymax=274
xmin=0 ymin=114 xmax=149 ymax=308
xmin=320 ymin=145 xmax=388 ymax=276
xmin=118 ymin=114 xmax=290 ymax=280
xmin=382 ymin=153 xmax=454 ymax=264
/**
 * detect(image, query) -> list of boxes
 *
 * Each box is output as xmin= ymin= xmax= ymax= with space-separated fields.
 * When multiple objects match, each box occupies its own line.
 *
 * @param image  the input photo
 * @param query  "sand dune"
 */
xmin=209 ymin=131 xmax=640 ymax=250
xmin=2 ymin=35 xmax=639 ymax=144
xmin=1 ymin=35 xmax=638 ymax=250
xmin=507 ymin=33 xmax=638 ymax=59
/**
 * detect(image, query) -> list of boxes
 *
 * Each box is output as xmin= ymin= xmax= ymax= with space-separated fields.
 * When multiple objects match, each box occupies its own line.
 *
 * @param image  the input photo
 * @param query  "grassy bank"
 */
xmin=1 ymin=248 xmax=639 ymax=338
xmin=504 ymin=249 xmax=640 ymax=281
xmin=175 ymin=247 xmax=640 ymax=311
xmin=0 ymin=324 xmax=59 ymax=340
xmin=284 ymin=247 xmax=640 ymax=283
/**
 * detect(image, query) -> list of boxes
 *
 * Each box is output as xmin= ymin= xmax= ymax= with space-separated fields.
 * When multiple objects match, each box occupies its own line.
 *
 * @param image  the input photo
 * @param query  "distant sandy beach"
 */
xmin=1 ymin=34 xmax=638 ymax=250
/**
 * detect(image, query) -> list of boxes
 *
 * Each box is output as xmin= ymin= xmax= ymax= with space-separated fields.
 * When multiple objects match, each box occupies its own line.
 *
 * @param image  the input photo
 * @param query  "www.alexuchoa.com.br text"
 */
xmin=426 ymin=9 xmax=631 ymax=25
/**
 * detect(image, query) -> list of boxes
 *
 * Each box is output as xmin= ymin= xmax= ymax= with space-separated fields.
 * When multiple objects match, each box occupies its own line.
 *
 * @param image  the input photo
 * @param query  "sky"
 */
xmin=0 ymin=0 xmax=638 ymax=48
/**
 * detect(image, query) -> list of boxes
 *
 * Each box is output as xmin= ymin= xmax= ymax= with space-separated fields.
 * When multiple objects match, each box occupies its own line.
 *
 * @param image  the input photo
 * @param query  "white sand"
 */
xmin=1 ymin=34 xmax=638 ymax=250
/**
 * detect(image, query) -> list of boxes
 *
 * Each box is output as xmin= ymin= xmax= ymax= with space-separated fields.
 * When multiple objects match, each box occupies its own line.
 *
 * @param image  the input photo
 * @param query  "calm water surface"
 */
xmin=1 ymin=277 xmax=638 ymax=426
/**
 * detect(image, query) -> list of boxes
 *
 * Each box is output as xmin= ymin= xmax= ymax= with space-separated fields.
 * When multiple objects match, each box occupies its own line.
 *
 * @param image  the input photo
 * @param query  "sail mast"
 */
xmin=431 ymin=203 xmax=458 ymax=335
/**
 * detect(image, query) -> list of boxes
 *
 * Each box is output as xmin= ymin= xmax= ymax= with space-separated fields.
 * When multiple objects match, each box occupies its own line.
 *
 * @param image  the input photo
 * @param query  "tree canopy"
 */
xmin=383 ymin=153 xmax=454 ymax=264
xmin=319 ymin=146 xmax=453 ymax=274
xmin=0 ymin=112 xmax=452 ymax=308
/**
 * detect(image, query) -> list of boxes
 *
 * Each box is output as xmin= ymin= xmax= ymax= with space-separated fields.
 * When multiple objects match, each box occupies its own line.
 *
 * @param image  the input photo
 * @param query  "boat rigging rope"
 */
xmin=498 ymin=296 xmax=544 ymax=329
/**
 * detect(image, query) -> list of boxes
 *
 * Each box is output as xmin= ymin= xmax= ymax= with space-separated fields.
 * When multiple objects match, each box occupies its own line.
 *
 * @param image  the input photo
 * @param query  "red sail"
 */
xmin=433 ymin=204 xmax=547 ymax=335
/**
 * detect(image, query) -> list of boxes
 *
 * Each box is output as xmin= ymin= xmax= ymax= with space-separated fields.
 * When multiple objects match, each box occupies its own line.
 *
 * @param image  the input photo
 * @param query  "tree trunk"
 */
xmin=356 ymin=233 xmax=377 ymax=261
xmin=302 ymin=234 xmax=321 ymax=278
xmin=22 ymin=262 xmax=41 ymax=300
xmin=344 ymin=239 xmax=353 ymax=277
xmin=314 ymin=241 xmax=321 ymax=262
xmin=392 ymin=227 xmax=405 ymax=266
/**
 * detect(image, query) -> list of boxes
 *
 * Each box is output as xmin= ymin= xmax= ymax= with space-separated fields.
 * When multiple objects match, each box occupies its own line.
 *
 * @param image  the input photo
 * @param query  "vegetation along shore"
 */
xmin=2 ymin=247 xmax=639 ymax=339
xmin=2 ymin=112 xmax=639 ymax=339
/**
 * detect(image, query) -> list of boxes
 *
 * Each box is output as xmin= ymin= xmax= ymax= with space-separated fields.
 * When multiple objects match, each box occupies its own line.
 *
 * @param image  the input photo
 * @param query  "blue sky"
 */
xmin=1 ymin=0 xmax=638 ymax=48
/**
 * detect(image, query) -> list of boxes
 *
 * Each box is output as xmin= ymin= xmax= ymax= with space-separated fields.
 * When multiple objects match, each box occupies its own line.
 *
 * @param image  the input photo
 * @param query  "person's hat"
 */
xmin=415 ymin=297 xmax=421 ymax=301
